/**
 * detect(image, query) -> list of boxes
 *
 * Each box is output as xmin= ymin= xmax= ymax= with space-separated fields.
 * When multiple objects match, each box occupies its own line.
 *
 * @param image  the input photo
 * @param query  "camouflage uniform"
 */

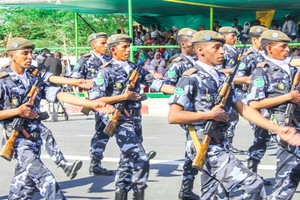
xmin=152 ymin=54 xmax=199 ymax=198
xmin=169 ymin=61 xmax=266 ymax=199
xmin=0 ymin=66 xmax=65 ymax=200
xmin=247 ymin=59 xmax=300 ymax=200
xmin=238 ymin=48 xmax=271 ymax=166
xmin=71 ymin=51 xmax=112 ymax=173
xmin=90 ymin=60 xmax=157 ymax=193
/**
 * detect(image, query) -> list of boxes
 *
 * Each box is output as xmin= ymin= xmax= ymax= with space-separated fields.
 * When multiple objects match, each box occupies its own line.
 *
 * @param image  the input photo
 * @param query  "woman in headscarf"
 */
xmin=150 ymin=51 xmax=166 ymax=76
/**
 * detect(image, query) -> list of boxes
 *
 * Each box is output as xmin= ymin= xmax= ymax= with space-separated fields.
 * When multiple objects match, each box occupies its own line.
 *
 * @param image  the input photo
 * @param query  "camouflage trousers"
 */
xmin=40 ymin=124 xmax=64 ymax=165
xmin=226 ymin=117 xmax=239 ymax=139
xmin=182 ymin=135 xmax=199 ymax=190
xmin=114 ymin=119 xmax=149 ymax=192
xmin=247 ymin=123 xmax=271 ymax=162
xmin=269 ymin=135 xmax=300 ymax=200
xmin=201 ymin=144 xmax=267 ymax=200
xmin=90 ymin=113 xmax=109 ymax=161
xmin=9 ymin=138 xmax=65 ymax=200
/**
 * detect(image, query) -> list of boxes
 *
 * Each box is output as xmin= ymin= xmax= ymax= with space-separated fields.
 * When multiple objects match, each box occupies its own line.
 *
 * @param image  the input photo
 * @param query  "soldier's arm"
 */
xmin=233 ymin=76 xmax=250 ymax=85
xmin=235 ymin=99 xmax=300 ymax=146
xmin=249 ymin=92 xmax=297 ymax=110
xmin=168 ymin=103 xmax=226 ymax=124
xmin=48 ymin=76 xmax=93 ymax=89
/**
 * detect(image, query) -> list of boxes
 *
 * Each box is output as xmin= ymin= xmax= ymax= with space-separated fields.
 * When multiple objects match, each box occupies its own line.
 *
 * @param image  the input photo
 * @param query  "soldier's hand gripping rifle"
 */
xmin=103 ymin=68 xmax=139 ymax=137
xmin=192 ymin=54 xmax=242 ymax=170
xmin=0 ymin=68 xmax=46 ymax=161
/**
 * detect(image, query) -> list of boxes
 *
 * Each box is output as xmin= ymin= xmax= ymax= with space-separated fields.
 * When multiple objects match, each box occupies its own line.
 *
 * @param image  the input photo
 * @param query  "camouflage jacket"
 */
xmin=0 ymin=66 xmax=60 ymax=138
xmin=168 ymin=61 xmax=237 ymax=140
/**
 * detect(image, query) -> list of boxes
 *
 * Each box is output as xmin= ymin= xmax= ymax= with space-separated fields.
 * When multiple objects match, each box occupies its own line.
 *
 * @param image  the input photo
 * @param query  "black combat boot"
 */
xmin=133 ymin=191 xmax=144 ymax=200
xmin=178 ymin=181 xmax=199 ymax=200
xmin=247 ymin=159 xmax=271 ymax=186
xmin=58 ymin=159 xmax=82 ymax=179
xmin=115 ymin=189 xmax=128 ymax=200
xmin=89 ymin=159 xmax=114 ymax=176
xmin=247 ymin=159 xmax=259 ymax=173
xmin=146 ymin=150 xmax=156 ymax=160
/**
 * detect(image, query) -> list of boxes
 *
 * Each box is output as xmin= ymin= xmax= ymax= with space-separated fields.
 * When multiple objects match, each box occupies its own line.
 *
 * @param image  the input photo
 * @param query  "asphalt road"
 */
xmin=0 ymin=113 xmax=299 ymax=200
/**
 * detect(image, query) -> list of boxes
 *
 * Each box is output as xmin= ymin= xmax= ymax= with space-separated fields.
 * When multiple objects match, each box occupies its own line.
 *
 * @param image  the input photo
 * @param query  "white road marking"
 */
xmin=41 ymin=154 xmax=276 ymax=170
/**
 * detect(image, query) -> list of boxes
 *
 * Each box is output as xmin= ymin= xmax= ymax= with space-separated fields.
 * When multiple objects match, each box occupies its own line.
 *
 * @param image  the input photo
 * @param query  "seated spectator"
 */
xmin=291 ymin=47 xmax=299 ymax=58
xmin=143 ymin=58 xmax=155 ymax=72
xmin=240 ymin=21 xmax=250 ymax=44
xmin=137 ymin=50 xmax=148 ymax=66
xmin=282 ymin=14 xmax=297 ymax=41
xmin=150 ymin=52 xmax=166 ymax=76
xmin=144 ymin=33 xmax=154 ymax=45
xmin=232 ymin=18 xmax=242 ymax=32
xmin=213 ymin=21 xmax=221 ymax=32
xmin=134 ymin=31 xmax=144 ymax=45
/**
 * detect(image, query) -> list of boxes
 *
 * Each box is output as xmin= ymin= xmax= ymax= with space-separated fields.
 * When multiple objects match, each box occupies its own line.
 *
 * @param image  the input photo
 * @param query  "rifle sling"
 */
xmin=187 ymin=125 xmax=201 ymax=152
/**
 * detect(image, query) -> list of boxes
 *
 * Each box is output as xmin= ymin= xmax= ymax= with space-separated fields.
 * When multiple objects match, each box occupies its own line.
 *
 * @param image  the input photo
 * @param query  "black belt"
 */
xmin=127 ymin=109 xmax=141 ymax=116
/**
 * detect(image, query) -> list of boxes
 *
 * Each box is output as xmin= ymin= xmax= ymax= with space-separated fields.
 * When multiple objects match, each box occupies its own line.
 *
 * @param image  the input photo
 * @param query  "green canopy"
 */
xmin=1 ymin=0 xmax=300 ymax=30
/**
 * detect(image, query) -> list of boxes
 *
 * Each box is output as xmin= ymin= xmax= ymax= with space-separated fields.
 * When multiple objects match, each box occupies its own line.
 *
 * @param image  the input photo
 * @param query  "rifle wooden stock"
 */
xmin=192 ymin=135 xmax=211 ymax=170
xmin=80 ymin=90 xmax=92 ymax=115
xmin=103 ymin=110 xmax=121 ymax=137
xmin=0 ymin=79 xmax=40 ymax=161
xmin=0 ymin=130 xmax=19 ymax=161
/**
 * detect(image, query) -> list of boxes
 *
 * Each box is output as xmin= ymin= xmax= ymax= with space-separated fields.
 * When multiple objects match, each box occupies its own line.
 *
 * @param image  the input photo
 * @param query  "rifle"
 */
xmin=0 ymin=66 xmax=47 ymax=161
xmin=192 ymin=54 xmax=242 ymax=170
xmin=103 ymin=68 xmax=139 ymax=137
xmin=284 ymin=69 xmax=300 ymax=126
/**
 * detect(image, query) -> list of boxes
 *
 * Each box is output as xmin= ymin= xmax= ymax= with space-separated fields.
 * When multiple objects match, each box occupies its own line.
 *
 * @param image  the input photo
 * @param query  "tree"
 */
xmin=0 ymin=8 xmax=129 ymax=55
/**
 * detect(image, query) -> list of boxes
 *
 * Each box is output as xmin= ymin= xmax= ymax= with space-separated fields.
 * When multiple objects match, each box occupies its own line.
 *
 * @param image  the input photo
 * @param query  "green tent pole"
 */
xmin=128 ymin=0 xmax=134 ymax=62
xmin=210 ymin=7 xmax=213 ymax=30
xmin=75 ymin=13 xmax=79 ymax=59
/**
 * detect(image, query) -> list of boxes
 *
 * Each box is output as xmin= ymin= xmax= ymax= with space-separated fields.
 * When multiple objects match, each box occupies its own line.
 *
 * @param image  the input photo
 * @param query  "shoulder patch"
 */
xmin=182 ymin=67 xmax=197 ymax=77
xmin=0 ymin=72 xmax=9 ymax=79
xmin=100 ymin=61 xmax=111 ymax=69
xmin=173 ymin=87 xmax=185 ymax=96
xmin=167 ymin=69 xmax=176 ymax=78
xmin=242 ymin=50 xmax=253 ymax=56
xmin=253 ymin=77 xmax=265 ymax=88
xmin=95 ymin=77 xmax=104 ymax=86
xmin=172 ymin=57 xmax=183 ymax=62
xmin=256 ymin=62 xmax=268 ymax=68
xmin=238 ymin=62 xmax=246 ymax=70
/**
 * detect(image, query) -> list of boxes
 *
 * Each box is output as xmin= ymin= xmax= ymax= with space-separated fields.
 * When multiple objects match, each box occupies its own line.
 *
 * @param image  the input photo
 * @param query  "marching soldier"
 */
xmin=233 ymin=25 xmax=272 ymax=185
xmin=90 ymin=33 xmax=170 ymax=200
xmin=151 ymin=28 xmax=199 ymax=199
xmin=247 ymin=30 xmax=300 ymax=200
xmin=218 ymin=26 xmax=243 ymax=154
xmin=168 ymin=30 xmax=300 ymax=199
xmin=1 ymin=37 xmax=113 ymax=199
xmin=71 ymin=32 xmax=114 ymax=175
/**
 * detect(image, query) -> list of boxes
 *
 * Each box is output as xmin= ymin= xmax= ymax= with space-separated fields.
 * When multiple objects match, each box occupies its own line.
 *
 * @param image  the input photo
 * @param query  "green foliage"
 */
xmin=0 ymin=8 xmax=129 ymax=54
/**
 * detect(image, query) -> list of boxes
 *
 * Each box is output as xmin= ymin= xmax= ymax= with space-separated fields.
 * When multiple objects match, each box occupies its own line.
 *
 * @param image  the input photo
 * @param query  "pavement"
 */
xmin=0 ymin=99 xmax=300 ymax=199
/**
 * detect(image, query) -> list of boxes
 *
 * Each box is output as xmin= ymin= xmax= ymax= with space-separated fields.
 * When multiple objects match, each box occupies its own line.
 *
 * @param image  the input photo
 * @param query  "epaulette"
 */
xmin=100 ymin=61 xmax=111 ymax=69
xmin=242 ymin=50 xmax=253 ymax=56
xmin=172 ymin=57 xmax=183 ymax=62
xmin=290 ymin=58 xmax=300 ymax=67
xmin=0 ymin=72 xmax=9 ymax=79
xmin=82 ymin=53 xmax=91 ymax=58
xmin=256 ymin=62 xmax=268 ymax=68
xmin=182 ymin=67 xmax=197 ymax=76
xmin=1 ymin=63 xmax=10 ymax=69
